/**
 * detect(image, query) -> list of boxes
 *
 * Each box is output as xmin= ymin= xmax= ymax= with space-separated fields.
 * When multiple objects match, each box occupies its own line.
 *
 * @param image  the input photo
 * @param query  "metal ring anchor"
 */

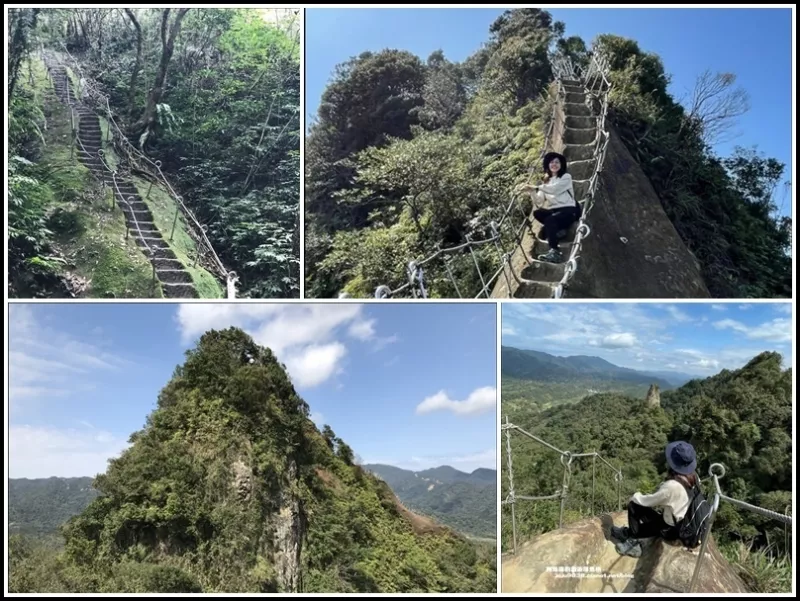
xmin=563 ymin=258 xmax=578 ymax=280
xmin=560 ymin=451 xmax=574 ymax=468
xmin=613 ymin=471 xmax=623 ymax=483
xmin=374 ymin=285 xmax=391 ymax=299
xmin=709 ymin=463 xmax=726 ymax=479
xmin=577 ymin=223 xmax=591 ymax=237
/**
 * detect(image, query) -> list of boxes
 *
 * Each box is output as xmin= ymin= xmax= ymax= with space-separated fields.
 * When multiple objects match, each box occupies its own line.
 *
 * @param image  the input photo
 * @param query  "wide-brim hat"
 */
xmin=665 ymin=440 xmax=697 ymax=475
xmin=543 ymin=152 xmax=567 ymax=172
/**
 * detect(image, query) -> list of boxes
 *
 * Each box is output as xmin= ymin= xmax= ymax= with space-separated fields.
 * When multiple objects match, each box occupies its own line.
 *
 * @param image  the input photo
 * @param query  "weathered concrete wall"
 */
xmin=565 ymin=120 xmax=710 ymax=298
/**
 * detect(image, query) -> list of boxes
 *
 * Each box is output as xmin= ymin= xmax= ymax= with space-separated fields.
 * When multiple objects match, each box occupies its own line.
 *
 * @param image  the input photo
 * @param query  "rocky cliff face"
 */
xmin=502 ymin=512 xmax=747 ymax=593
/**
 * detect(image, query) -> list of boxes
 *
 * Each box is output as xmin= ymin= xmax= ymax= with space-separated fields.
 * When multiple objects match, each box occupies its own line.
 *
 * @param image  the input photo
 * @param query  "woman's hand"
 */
xmin=515 ymin=182 xmax=537 ymax=195
xmin=542 ymin=173 xmax=552 ymax=183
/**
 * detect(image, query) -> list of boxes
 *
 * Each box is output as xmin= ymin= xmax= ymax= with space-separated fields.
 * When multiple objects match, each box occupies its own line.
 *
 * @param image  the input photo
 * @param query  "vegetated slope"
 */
xmin=8 ymin=8 xmax=300 ymax=299
xmin=9 ymin=478 xmax=99 ymax=535
xmin=501 ymin=351 xmax=791 ymax=590
xmin=8 ymin=328 xmax=496 ymax=594
xmin=363 ymin=464 xmax=497 ymax=539
xmin=501 ymin=346 xmax=672 ymax=408
xmin=304 ymin=8 xmax=790 ymax=299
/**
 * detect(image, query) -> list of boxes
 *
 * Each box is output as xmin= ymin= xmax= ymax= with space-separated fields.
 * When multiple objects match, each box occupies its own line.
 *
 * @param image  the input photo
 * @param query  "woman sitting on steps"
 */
xmin=611 ymin=441 xmax=700 ymax=558
xmin=516 ymin=152 xmax=581 ymax=264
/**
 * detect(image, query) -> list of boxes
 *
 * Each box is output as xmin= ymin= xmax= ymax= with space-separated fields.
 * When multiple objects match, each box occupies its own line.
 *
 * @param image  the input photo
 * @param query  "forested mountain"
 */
xmin=501 ymin=346 xmax=673 ymax=407
xmin=501 ymin=351 xmax=792 ymax=590
xmin=305 ymin=8 xmax=790 ymax=299
xmin=364 ymin=465 xmax=497 ymax=539
xmin=8 ymin=8 xmax=300 ymax=299
xmin=8 ymin=328 xmax=496 ymax=594
xmin=9 ymin=478 xmax=99 ymax=535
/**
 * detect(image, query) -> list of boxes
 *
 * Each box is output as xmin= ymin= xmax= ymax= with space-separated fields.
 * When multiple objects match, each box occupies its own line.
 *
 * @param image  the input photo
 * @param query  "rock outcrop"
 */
xmin=502 ymin=512 xmax=747 ymax=593
xmin=645 ymin=384 xmax=661 ymax=408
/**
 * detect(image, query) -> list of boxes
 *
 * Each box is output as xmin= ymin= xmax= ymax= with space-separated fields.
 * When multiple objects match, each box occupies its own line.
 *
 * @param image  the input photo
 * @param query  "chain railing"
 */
xmin=370 ymin=45 xmax=612 ymax=300
xmin=54 ymin=44 xmax=237 ymax=298
xmin=688 ymin=463 xmax=793 ymax=593
xmin=501 ymin=416 xmax=623 ymax=555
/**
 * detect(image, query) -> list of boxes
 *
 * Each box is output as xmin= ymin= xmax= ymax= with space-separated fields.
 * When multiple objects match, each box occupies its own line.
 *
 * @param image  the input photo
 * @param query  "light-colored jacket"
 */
xmin=535 ymin=173 xmax=576 ymax=210
xmin=632 ymin=479 xmax=691 ymax=526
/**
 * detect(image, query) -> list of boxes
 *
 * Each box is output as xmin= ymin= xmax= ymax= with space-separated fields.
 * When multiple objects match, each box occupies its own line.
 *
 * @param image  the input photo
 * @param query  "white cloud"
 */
xmin=283 ymin=343 xmax=347 ymax=388
xmin=502 ymin=325 xmax=518 ymax=336
xmin=175 ymin=304 xmax=395 ymax=389
xmin=775 ymin=304 xmax=792 ymax=315
xmin=711 ymin=304 xmax=728 ymax=311
xmin=713 ymin=317 xmax=791 ymax=344
xmin=348 ymin=318 xmax=376 ymax=341
xmin=598 ymin=332 xmax=637 ymax=348
xmin=9 ymin=425 xmax=129 ymax=479
xmin=416 ymin=386 xmax=496 ymax=416
xmin=664 ymin=306 xmax=692 ymax=323
xmin=309 ymin=411 xmax=326 ymax=428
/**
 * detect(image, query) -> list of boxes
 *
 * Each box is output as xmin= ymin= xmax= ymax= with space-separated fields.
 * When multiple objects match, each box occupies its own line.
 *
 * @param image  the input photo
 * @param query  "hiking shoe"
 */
xmin=539 ymin=249 xmax=563 ymax=264
xmin=615 ymin=538 xmax=642 ymax=558
xmin=611 ymin=526 xmax=630 ymax=542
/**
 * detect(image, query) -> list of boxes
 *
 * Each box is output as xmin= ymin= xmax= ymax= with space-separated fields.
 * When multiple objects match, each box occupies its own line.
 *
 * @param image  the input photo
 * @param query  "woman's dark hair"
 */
xmin=668 ymin=469 xmax=699 ymax=488
xmin=542 ymin=152 xmax=568 ymax=178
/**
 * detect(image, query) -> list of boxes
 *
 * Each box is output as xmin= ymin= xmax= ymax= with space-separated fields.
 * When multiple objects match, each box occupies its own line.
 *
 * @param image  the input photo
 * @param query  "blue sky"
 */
xmin=305 ymin=7 xmax=793 ymax=216
xmin=502 ymin=302 xmax=792 ymax=376
xmin=8 ymin=303 xmax=497 ymax=479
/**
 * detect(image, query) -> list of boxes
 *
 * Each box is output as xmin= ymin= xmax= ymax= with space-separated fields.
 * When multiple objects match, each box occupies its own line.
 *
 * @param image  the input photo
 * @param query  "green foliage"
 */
xmin=9 ymin=328 xmax=495 ymax=593
xmin=721 ymin=543 xmax=793 ymax=594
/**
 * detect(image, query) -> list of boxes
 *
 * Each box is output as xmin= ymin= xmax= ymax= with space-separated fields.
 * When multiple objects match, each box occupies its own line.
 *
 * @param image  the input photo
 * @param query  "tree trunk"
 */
xmin=131 ymin=8 xmax=190 ymax=142
xmin=124 ymin=9 xmax=143 ymax=118
xmin=8 ymin=8 xmax=40 ymax=103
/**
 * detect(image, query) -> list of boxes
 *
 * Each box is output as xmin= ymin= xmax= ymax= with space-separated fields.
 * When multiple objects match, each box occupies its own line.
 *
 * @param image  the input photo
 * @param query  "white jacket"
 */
xmin=632 ymin=479 xmax=691 ymax=526
xmin=535 ymin=173 xmax=576 ymax=210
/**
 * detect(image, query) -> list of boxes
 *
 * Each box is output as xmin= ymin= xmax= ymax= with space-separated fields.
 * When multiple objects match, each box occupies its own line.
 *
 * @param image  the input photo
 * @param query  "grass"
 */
xmin=30 ymin=57 xmax=161 ymax=299
xmin=133 ymin=174 xmax=224 ymax=298
xmin=721 ymin=542 xmax=792 ymax=593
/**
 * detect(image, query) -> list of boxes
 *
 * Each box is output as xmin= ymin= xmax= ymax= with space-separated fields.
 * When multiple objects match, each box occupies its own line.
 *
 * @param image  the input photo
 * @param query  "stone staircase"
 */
xmin=47 ymin=62 xmax=198 ymax=298
xmin=511 ymin=78 xmax=598 ymax=298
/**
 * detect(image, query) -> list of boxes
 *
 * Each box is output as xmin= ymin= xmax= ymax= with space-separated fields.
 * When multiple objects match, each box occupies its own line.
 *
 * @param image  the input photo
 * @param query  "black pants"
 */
xmin=627 ymin=501 xmax=680 ymax=541
xmin=533 ymin=207 xmax=580 ymax=250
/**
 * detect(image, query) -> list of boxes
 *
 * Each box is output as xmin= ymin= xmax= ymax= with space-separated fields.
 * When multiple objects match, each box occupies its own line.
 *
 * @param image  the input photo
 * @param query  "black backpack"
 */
xmin=677 ymin=480 xmax=712 ymax=548
xmin=565 ymin=186 xmax=583 ymax=219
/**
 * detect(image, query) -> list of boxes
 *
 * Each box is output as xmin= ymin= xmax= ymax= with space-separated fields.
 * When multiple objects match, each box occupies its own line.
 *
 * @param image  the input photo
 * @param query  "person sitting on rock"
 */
xmin=516 ymin=152 xmax=581 ymax=264
xmin=611 ymin=441 xmax=699 ymax=558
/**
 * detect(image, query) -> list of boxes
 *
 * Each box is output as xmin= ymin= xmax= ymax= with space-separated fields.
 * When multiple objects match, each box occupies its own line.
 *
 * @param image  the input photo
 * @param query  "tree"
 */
xmin=131 ymin=8 xmax=191 ymax=145
xmin=8 ymin=8 xmax=41 ymax=102
xmin=123 ymin=9 xmax=143 ymax=118
xmin=684 ymin=70 xmax=750 ymax=145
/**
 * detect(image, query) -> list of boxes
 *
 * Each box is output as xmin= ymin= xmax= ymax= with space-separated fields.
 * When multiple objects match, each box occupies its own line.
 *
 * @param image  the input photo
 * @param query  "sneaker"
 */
xmin=615 ymin=538 xmax=642 ymax=558
xmin=610 ymin=526 xmax=630 ymax=542
xmin=539 ymin=249 xmax=563 ymax=264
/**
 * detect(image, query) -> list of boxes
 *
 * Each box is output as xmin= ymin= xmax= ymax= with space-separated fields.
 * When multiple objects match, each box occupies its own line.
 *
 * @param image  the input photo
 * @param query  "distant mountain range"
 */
xmin=363 ymin=464 xmax=496 ymax=539
xmin=9 ymin=477 xmax=99 ymax=535
xmin=501 ymin=346 xmax=696 ymax=407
